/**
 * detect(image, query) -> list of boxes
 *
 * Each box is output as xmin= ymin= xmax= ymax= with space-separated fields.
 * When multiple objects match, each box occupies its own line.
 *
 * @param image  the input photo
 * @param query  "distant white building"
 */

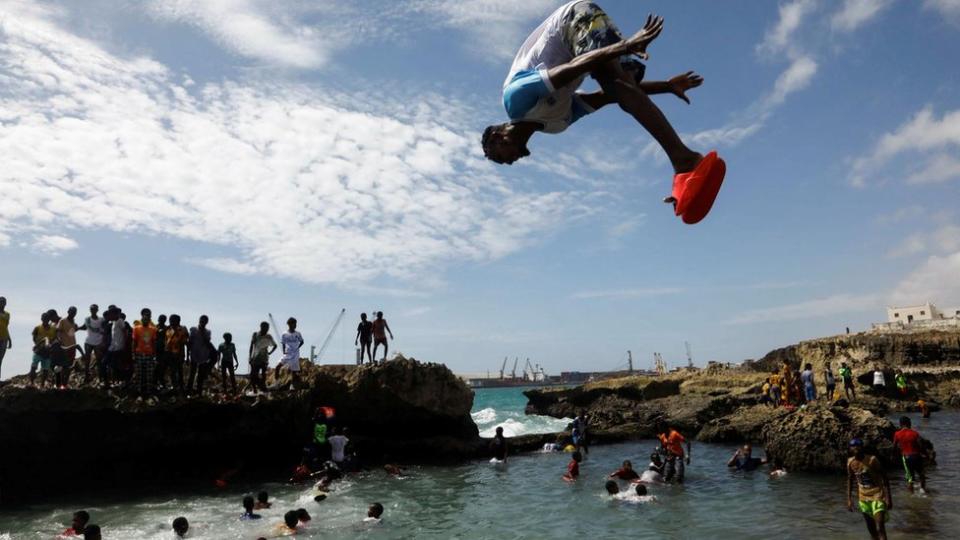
xmin=879 ymin=303 xmax=960 ymax=330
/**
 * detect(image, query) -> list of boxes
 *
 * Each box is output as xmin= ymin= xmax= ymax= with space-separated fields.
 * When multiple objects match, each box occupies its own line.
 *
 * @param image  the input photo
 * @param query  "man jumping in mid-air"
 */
xmin=482 ymin=2 xmax=724 ymax=223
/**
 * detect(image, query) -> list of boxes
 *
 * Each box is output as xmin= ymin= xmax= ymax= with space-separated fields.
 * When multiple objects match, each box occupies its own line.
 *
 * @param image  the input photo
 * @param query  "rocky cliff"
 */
xmin=0 ymin=357 xmax=479 ymax=505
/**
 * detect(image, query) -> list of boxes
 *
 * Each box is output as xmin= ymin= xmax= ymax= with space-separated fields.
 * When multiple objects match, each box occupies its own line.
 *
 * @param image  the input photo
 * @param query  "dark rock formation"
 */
xmin=0 ymin=357 xmax=478 ymax=505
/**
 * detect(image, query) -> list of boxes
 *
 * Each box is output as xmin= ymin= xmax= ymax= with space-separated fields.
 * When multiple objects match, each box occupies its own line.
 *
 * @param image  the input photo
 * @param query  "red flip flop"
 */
xmin=669 ymin=151 xmax=726 ymax=225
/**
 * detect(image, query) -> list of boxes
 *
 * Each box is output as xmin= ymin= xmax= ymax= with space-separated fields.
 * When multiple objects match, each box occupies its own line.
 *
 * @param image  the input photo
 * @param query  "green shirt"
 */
xmin=839 ymin=366 xmax=852 ymax=379
xmin=314 ymin=423 xmax=327 ymax=444
xmin=895 ymin=374 xmax=906 ymax=389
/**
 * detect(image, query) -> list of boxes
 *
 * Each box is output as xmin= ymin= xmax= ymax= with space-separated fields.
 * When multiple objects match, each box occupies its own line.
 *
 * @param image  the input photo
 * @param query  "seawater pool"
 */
xmin=0 ymin=389 xmax=956 ymax=539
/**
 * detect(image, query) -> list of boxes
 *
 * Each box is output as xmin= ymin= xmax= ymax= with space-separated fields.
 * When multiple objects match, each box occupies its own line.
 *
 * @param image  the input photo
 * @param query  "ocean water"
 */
xmin=1 ymin=389 xmax=958 ymax=539
xmin=471 ymin=386 xmax=572 ymax=437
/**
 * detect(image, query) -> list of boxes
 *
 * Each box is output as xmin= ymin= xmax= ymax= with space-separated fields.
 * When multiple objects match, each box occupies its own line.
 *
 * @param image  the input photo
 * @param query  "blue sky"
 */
xmin=1 ymin=0 xmax=959 ymax=377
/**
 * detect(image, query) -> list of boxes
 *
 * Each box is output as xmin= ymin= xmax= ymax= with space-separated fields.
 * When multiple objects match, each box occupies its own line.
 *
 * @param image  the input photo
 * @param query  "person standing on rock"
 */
xmin=30 ymin=310 xmax=57 ymax=387
xmin=0 ymin=297 xmax=10 ymax=381
xmin=277 ymin=317 xmax=304 ymax=390
xmin=800 ymin=363 xmax=816 ymax=403
xmin=165 ymin=314 xmax=189 ymax=392
xmin=78 ymin=304 xmax=106 ymax=386
xmin=846 ymin=438 xmax=892 ymax=540
xmin=131 ymin=308 xmax=159 ymax=400
xmin=769 ymin=370 xmax=781 ymax=407
xmin=153 ymin=314 xmax=168 ymax=390
xmin=872 ymin=367 xmax=886 ymax=396
xmin=824 ymin=364 xmax=836 ymax=403
xmin=658 ymin=423 xmax=691 ymax=483
xmin=249 ymin=322 xmax=276 ymax=394
xmin=355 ymin=313 xmax=374 ymax=365
xmin=187 ymin=315 xmax=213 ymax=396
xmin=55 ymin=306 xmax=81 ymax=389
xmin=371 ymin=312 xmax=393 ymax=364
xmin=780 ymin=361 xmax=794 ymax=407
xmin=894 ymin=371 xmax=907 ymax=397
xmin=840 ymin=361 xmax=856 ymax=400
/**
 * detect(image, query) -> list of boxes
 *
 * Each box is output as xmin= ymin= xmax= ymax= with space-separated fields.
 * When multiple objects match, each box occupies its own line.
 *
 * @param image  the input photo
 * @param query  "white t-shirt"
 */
xmin=503 ymin=1 xmax=587 ymax=133
xmin=282 ymin=331 xmax=303 ymax=371
xmin=329 ymin=435 xmax=349 ymax=462
xmin=873 ymin=371 xmax=885 ymax=386
xmin=109 ymin=320 xmax=126 ymax=352
xmin=84 ymin=316 xmax=105 ymax=346
xmin=614 ymin=492 xmax=656 ymax=504
xmin=640 ymin=469 xmax=663 ymax=483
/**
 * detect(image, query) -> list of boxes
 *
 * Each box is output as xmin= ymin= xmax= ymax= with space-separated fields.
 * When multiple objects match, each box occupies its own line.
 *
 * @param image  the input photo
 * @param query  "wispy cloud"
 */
xmin=570 ymin=287 xmax=684 ymax=300
xmin=831 ymin=0 xmax=894 ymax=32
xmin=886 ymin=223 xmax=960 ymax=258
xmin=924 ymin=0 xmax=960 ymax=23
xmin=188 ymin=257 xmax=260 ymax=275
xmin=31 ymin=234 xmax=79 ymax=256
xmin=0 ymin=3 xmax=584 ymax=287
xmin=849 ymin=106 xmax=960 ymax=187
xmin=726 ymin=293 xmax=879 ymax=325
xmin=758 ymin=0 xmax=819 ymax=56
xmin=890 ymin=251 xmax=960 ymax=305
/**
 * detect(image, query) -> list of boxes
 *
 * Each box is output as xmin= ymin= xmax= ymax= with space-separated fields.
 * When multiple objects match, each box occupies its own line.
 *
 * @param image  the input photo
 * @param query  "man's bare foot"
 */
xmin=672 ymin=152 xmax=703 ymax=174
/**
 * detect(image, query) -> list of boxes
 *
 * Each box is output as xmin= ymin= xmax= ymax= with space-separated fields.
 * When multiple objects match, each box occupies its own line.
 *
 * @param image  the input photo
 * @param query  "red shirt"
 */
xmin=893 ymin=428 xmax=921 ymax=456
xmin=567 ymin=460 xmax=579 ymax=478
xmin=611 ymin=467 xmax=639 ymax=480
xmin=132 ymin=322 xmax=157 ymax=355
xmin=659 ymin=430 xmax=686 ymax=457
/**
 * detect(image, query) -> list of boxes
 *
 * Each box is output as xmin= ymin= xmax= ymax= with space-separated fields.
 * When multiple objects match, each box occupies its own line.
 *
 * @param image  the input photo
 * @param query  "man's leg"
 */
xmin=862 ymin=512 xmax=879 ymax=540
xmin=372 ymin=342 xmax=381 ymax=364
xmin=592 ymin=61 xmax=700 ymax=174
xmin=0 ymin=342 xmax=6 ymax=380
xmin=382 ymin=340 xmax=389 ymax=362
xmin=874 ymin=511 xmax=887 ymax=540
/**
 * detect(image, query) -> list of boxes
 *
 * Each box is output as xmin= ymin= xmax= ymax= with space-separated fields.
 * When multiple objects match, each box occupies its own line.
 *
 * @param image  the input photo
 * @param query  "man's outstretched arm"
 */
xmin=546 ymin=14 xmax=663 ymax=90
xmin=577 ymin=71 xmax=705 ymax=111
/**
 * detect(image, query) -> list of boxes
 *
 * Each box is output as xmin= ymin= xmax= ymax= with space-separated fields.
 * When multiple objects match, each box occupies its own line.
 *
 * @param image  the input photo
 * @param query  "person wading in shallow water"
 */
xmin=846 ymin=438 xmax=892 ymax=540
xmin=371 ymin=312 xmax=393 ymax=364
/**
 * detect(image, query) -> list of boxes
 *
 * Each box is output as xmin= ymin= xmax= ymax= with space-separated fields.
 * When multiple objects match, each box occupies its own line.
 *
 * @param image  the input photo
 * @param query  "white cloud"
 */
xmin=145 ymin=0 xmax=331 ymax=69
xmin=570 ymin=287 xmax=684 ymax=300
xmin=0 ymin=4 xmax=584 ymax=285
xmin=726 ymin=293 xmax=880 ymax=325
xmin=758 ymin=0 xmax=818 ymax=56
xmin=31 ymin=234 xmax=79 ymax=255
xmin=887 ymin=224 xmax=960 ymax=258
xmin=890 ymin=251 xmax=960 ymax=305
xmin=850 ymin=106 xmax=960 ymax=187
xmin=831 ymin=0 xmax=894 ymax=32
xmin=925 ymin=0 xmax=960 ymax=22
xmin=765 ymin=55 xmax=818 ymax=107
xmin=188 ymin=257 xmax=260 ymax=275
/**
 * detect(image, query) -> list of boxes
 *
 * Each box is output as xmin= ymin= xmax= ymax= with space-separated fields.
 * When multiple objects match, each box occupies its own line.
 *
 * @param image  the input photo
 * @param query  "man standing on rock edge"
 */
xmin=0 ymin=297 xmax=11 ymax=381
xmin=371 ymin=312 xmax=393 ymax=364
xmin=847 ymin=438 xmax=892 ymax=540
xmin=131 ymin=308 xmax=158 ymax=400
xmin=840 ymin=361 xmax=856 ymax=401
xmin=355 ymin=313 xmax=373 ymax=365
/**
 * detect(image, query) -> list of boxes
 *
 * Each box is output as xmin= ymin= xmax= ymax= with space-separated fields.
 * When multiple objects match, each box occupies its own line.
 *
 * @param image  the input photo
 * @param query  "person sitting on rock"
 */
xmin=726 ymin=444 xmax=767 ymax=471
xmin=846 ymin=438 xmax=892 ymax=540
xmin=657 ymin=423 xmax=691 ymax=483
xmin=609 ymin=459 xmax=640 ymax=480
xmin=240 ymin=495 xmax=262 ymax=520
xmin=563 ymin=451 xmax=583 ymax=482
xmin=840 ymin=361 xmax=856 ymax=400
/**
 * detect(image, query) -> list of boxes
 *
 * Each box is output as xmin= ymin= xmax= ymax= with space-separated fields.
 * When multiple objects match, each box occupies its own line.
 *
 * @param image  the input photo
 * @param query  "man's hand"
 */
xmin=668 ymin=71 xmax=704 ymax=104
xmin=625 ymin=14 xmax=664 ymax=60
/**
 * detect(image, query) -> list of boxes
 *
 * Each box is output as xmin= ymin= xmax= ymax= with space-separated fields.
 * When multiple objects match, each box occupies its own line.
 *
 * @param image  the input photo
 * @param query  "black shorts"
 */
xmin=359 ymin=338 xmax=372 ymax=346
xmin=843 ymin=378 xmax=854 ymax=388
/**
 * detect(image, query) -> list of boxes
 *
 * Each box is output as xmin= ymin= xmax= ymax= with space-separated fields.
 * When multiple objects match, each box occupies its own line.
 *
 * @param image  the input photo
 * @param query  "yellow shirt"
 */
xmin=0 ymin=311 xmax=9 ymax=341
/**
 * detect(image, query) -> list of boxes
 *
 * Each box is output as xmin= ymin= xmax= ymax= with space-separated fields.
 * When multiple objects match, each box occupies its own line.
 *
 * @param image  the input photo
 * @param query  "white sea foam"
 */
xmin=473 ymin=407 xmax=571 ymax=437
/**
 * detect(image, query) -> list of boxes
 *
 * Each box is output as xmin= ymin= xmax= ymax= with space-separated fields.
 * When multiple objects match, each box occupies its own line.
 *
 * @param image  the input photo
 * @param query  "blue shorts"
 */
xmin=31 ymin=353 xmax=51 ymax=371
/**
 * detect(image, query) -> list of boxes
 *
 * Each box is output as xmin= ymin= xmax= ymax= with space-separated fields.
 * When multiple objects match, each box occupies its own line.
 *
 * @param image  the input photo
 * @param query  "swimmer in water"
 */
xmin=241 ymin=495 xmax=262 ymax=520
xmin=254 ymin=490 xmax=272 ymax=510
xmin=606 ymin=481 xmax=654 ymax=502
xmin=769 ymin=458 xmax=787 ymax=478
xmin=490 ymin=426 xmax=509 ymax=462
xmin=82 ymin=525 xmax=101 ymax=540
xmin=297 ymin=508 xmax=311 ymax=527
xmin=384 ymin=463 xmax=406 ymax=477
xmin=172 ymin=517 xmax=189 ymax=538
xmin=726 ymin=444 xmax=767 ymax=471
xmin=62 ymin=510 xmax=90 ymax=536
xmin=275 ymin=510 xmax=300 ymax=535
xmin=365 ymin=502 xmax=385 ymax=523
xmin=563 ymin=451 xmax=583 ymax=482
xmin=605 ymin=479 xmax=621 ymax=494
xmin=608 ymin=460 xmax=640 ymax=480
xmin=639 ymin=452 xmax=665 ymax=483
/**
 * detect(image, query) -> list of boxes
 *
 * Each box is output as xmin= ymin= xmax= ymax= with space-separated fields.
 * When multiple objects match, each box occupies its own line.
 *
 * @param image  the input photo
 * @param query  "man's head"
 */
xmin=287 ymin=317 xmax=297 ymax=330
xmin=650 ymin=452 xmax=662 ymax=465
xmin=622 ymin=460 xmax=633 ymax=470
xmin=199 ymin=315 xmax=209 ymax=327
xmin=82 ymin=525 xmax=101 ymax=540
xmin=572 ymin=451 xmax=583 ymax=463
xmin=67 ymin=306 xmax=78 ymax=319
xmin=73 ymin=510 xmax=90 ymax=531
xmin=141 ymin=308 xmax=152 ymax=324
xmin=741 ymin=444 xmax=752 ymax=457
xmin=0 ymin=296 xmax=6 ymax=310
xmin=257 ymin=490 xmax=269 ymax=504
xmin=899 ymin=416 xmax=912 ymax=428
xmin=297 ymin=508 xmax=311 ymax=523
xmin=47 ymin=309 xmax=60 ymax=323
xmin=495 ymin=426 xmax=504 ymax=437
xmin=158 ymin=314 xmax=167 ymax=325
xmin=849 ymin=437 xmax=865 ymax=459
xmin=361 ymin=313 xmax=368 ymax=321
xmin=376 ymin=311 xmax=383 ymax=320
xmin=243 ymin=495 xmax=255 ymax=512
xmin=284 ymin=510 xmax=299 ymax=529
xmin=804 ymin=363 xmax=812 ymax=371
xmin=482 ymin=123 xmax=529 ymax=165
xmin=368 ymin=502 xmax=384 ymax=519
xmin=604 ymin=480 xmax=619 ymax=495
xmin=224 ymin=332 xmax=233 ymax=343
xmin=260 ymin=321 xmax=269 ymax=333
xmin=172 ymin=517 xmax=189 ymax=537
xmin=170 ymin=314 xmax=181 ymax=327
xmin=634 ymin=484 xmax=648 ymax=496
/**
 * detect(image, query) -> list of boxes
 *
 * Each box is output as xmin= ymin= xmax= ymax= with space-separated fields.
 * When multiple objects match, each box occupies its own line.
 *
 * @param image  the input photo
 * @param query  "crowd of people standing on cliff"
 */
xmin=760 ymin=358 xmax=920 ymax=411
xmin=0 ymin=296 xmax=397 ymax=400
